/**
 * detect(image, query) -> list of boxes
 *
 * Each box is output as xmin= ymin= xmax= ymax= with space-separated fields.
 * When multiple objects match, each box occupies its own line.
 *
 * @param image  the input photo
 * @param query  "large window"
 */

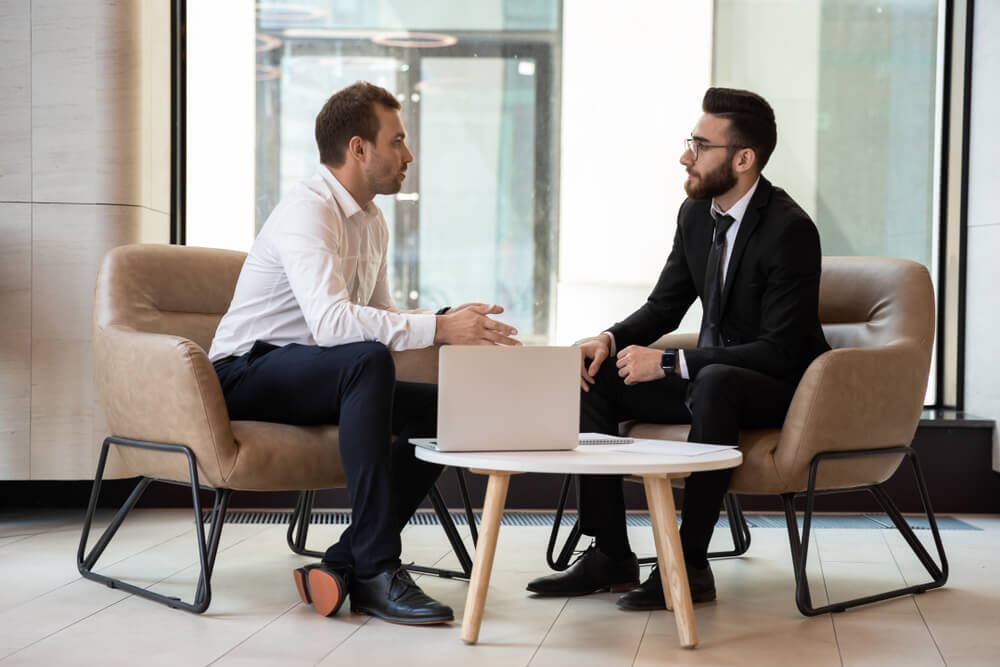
xmin=254 ymin=1 xmax=560 ymax=342
xmin=184 ymin=0 xmax=951 ymax=402
xmin=713 ymin=0 xmax=945 ymax=402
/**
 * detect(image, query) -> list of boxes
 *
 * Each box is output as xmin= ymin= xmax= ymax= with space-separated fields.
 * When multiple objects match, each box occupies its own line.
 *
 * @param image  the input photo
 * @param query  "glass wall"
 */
xmin=713 ymin=0 xmax=943 ymax=400
xmin=255 ymin=0 xmax=559 ymax=341
xmin=714 ymin=0 xmax=940 ymax=268
xmin=188 ymin=0 xmax=947 ymax=402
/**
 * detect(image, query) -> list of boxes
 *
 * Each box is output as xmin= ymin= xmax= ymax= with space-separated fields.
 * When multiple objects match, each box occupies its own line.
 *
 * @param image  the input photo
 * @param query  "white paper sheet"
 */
xmin=610 ymin=439 xmax=738 ymax=457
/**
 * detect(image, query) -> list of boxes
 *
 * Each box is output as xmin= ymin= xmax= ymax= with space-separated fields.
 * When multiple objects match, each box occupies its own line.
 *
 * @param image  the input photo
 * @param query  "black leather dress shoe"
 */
xmin=350 ymin=566 xmax=454 ymax=625
xmin=526 ymin=545 xmax=640 ymax=596
xmin=616 ymin=563 xmax=716 ymax=611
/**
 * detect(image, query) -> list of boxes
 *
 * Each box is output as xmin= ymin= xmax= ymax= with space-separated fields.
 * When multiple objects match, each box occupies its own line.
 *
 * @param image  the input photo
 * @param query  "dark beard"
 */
xmin=684 ymin=160 xmax=738 ymax=201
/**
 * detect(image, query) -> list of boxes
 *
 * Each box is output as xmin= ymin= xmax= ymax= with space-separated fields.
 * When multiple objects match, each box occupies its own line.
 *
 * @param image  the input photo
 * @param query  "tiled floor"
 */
xmin=1 ymin=509 xmax=997 ymax=666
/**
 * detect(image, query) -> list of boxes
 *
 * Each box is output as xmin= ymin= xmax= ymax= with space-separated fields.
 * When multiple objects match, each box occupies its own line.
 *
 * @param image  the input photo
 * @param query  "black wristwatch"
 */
xmin=660 ymin=348 xmax=678 ymax=374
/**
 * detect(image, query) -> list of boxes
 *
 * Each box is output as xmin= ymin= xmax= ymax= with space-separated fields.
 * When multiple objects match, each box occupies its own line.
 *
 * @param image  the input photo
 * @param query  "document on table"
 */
xmin=610 ymin=439 xmax=738 ymax=457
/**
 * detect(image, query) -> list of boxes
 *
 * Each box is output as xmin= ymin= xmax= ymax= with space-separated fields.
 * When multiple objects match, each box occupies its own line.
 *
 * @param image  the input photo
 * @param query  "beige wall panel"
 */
xmin=149 ymin=1 xmax=171 ymax=214
xmin=30 ymin=203 xmax=147 ymax=479
xmin=31 ymin=1 xmax=142 ymax=206
xmin=0 ymin=203 xmax=31 ymax=479
xmin=0 ymin=0 xmax=31 ymax=201
xmin=142 ymin=0 xmax=171 ymax=214
xmin=140 ymin=208 xmax=170 ymax=244
xmin=30 ymin=340 xmax=96 ymax=478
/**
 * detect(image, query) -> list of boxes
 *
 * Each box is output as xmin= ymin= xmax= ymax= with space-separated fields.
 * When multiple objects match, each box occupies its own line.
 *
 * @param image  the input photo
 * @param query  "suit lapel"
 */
xmin=720 ymin=177 xmax=771 ymax=314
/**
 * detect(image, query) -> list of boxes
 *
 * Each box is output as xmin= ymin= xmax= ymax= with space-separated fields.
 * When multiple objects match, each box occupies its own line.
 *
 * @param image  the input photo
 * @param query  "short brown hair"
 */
xmin=315 ymin=81 xmax=401 ymax=167
xmin=702 ymin=87 xmax=777 ymax=171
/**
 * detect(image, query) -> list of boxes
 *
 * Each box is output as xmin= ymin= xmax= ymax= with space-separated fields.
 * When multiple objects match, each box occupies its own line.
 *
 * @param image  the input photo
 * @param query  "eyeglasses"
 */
xmin=683 ymin=138 xmax=740 ymax=161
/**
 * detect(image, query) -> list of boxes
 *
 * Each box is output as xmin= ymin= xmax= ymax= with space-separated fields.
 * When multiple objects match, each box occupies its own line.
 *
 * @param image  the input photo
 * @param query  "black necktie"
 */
xmin=697 ymin=211 xmax=735 ymax=348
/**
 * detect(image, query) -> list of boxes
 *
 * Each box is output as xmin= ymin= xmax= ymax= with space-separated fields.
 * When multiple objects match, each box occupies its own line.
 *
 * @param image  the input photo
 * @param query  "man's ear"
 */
xmin=733 ymin=147 xmax=757 ymax=174
xmin=347 ymin=135 xmax=366 ymax=163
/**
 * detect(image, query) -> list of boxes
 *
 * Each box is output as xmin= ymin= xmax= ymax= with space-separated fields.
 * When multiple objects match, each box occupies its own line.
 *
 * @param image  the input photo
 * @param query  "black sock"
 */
xmin=595 ymin=534 xmax=631 ymax=559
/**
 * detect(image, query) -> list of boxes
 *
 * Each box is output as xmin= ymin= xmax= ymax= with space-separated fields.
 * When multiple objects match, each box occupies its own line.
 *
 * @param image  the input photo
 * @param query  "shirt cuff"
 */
xmin=600 ymin=331 xmax=617 ymax=357
xmin=411 ymin=312 xmax=438 ymax=349
xmin=678 ymin=349 xmax=690 ymax=380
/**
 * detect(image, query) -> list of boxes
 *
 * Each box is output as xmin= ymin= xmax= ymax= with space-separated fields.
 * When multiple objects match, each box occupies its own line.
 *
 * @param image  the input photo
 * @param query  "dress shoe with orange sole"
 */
xmin=293 ymin=563 xmax=348 ymax=617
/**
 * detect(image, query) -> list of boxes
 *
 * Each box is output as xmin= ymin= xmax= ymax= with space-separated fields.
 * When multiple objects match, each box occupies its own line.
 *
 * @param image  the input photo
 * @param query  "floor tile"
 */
xmin=1 ymin=511 xmax=999 ymax=666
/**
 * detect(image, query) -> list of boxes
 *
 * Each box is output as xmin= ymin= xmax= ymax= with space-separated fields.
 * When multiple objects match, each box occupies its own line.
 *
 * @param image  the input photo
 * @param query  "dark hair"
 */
xmin=315 ymin=81 xmax=401 ymax=167
xmin=702 ymin=87 xmax=777 ymax=171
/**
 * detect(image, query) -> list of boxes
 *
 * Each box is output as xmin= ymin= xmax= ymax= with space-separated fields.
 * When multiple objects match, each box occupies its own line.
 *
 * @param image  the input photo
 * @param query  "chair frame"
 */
xmin=546 ymin=477 xmax=750 ymax=571
xmin=546 ymin=446 xmax=948 ymax=616
xmin=782 ymin=446 xmax=948 ymax=616
xmin=78 ymin=436 xmax=232 ymax=613
xmin=287 ymin=468 xmax=479 ymax=580
xmin=79 ymin=437 xmax=481 ymax=614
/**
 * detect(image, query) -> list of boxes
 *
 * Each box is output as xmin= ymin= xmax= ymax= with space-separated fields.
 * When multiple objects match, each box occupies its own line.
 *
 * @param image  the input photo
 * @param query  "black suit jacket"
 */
xmin=608 ymin=176 xmax=830 ymax=384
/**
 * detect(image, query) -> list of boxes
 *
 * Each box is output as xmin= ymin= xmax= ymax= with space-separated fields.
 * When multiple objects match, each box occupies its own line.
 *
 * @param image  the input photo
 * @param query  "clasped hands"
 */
xmin=579 ymin=334 xmax=671 ymax=391
xmin=434 ymin=302 xmax=521 ymax=346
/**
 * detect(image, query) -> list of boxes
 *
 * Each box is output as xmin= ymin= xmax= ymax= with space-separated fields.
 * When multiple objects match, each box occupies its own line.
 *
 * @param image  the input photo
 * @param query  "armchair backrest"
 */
xmin=94 ymin=244 xmax=246 ymax=351
xmin=93 ymin=244 xmax=247 ymax=485
xmin=818 ymin=256 xmax=935 ymax=355
xmin=774 ymin=256 xmax=935 ymax=490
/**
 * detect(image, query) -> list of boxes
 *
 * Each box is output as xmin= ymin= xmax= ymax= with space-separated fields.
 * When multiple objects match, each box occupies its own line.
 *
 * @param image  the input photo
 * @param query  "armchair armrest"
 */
xmin=650 ymin=333 xmax=698 ymax=351
xmin=393 ymin=344 xmax=441 ymax=384
xmin=94 ymin=326 xmax=237 ymax=486
xmin=774 ymin=344 xmax=929 ymax=489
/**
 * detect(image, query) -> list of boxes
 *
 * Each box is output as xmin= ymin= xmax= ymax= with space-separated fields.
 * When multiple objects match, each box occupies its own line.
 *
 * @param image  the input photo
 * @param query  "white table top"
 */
xmin=413 ymin=441 xmax=742 ymax=475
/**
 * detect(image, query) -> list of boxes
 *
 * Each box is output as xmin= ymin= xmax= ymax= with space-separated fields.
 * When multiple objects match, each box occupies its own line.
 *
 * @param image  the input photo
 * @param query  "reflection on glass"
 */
xmin=255 ymin=0 xmax=560 ymax=341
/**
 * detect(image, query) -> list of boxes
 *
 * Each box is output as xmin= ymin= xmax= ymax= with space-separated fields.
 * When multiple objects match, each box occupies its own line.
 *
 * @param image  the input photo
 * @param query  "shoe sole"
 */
xmin=293 ymin=567 xmax=312 ymax=605
xmin=293 ymin=566 xmax=347 ymax=617
xmin=527 ymin=582 xmax=638 ymax=597
xmin=350 ymin=605 xmax=453 ymax=625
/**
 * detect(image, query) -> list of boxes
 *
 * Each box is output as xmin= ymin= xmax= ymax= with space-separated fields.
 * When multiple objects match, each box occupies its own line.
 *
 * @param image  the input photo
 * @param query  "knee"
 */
xmin=688 ymin=364 xmax=738 ymax=409
xmin=353 ymin=342 xmax=395 ymax=385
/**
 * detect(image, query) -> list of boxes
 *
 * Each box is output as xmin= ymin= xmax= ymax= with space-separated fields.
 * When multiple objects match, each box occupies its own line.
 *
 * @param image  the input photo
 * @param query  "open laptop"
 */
xmin=411 ymin=345 xmax=581 ymax=452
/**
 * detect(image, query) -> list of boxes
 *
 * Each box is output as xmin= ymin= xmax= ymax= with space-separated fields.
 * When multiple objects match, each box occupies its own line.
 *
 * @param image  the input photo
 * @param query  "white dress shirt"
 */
xmin=603 ymin=178 xmax=760 ymax=380
xmin=209 ymin=166 xmax=436 ymax=362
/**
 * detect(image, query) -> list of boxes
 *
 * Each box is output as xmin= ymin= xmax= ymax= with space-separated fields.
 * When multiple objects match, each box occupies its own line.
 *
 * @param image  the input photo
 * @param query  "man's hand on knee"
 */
xmin=578 ymin=335 xmax=611 ymax=391
xmin=616 ymin=345 xmax=667 ymax=385
xmin=433 ymin=304 xmax=521 ymax=346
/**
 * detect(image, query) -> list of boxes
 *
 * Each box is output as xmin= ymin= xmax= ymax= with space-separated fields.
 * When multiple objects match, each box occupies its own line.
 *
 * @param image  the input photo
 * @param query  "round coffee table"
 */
xmin=413 ymin=444 xmax=743 ymax=647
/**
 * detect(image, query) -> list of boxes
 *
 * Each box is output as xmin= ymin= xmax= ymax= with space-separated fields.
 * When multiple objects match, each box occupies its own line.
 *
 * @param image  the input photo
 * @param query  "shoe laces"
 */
xmin=387 ymin=564 xmax=419 ymax=601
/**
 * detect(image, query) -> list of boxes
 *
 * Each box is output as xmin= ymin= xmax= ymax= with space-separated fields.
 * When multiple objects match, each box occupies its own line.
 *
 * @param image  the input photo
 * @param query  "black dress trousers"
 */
xmin=577 ymin=359 xmax=796 ymax=567
xmin=214 ymin=340 xmax=442 ymax=577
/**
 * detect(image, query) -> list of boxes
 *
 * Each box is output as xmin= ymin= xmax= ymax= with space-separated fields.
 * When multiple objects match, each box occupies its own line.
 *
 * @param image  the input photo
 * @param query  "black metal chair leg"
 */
xmin=455 ymin=468 xmax=478 ymax=546
xmin=783 ymin=447 xmax=948 ymax=617
xmin=545 ymin=474 xmax=751 ymax=570
xmin=707 ymin=493 xmax=752 ymax=558
xmin=78 ymin=436 xmax=231 ymax=614
xmin=195 ymin=488 xmax=232 ymax=603
xmin=287 ymin=490 xmax=324 ymax=559
xmin=547 ymin=474 xmax=583 ymax=571
xmin=407 ymin=481 xmax=474 ymax=579
xmin=287 ymin=470 xmax=478 ymax=580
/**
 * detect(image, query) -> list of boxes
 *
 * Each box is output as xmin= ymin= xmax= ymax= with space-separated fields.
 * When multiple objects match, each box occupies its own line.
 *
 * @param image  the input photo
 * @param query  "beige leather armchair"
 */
xmin=551 ymin=257 xmax=947 ymax=615
xmin=78 ymin=244 xmax=449 ymax=612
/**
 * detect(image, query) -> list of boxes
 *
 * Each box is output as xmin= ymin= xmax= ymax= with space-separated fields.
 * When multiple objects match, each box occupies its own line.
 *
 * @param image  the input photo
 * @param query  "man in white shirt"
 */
xmin=210 ymin=82 xmax=519 ymax=625
xmin=526 ymin=88 xmax=829 ymax=609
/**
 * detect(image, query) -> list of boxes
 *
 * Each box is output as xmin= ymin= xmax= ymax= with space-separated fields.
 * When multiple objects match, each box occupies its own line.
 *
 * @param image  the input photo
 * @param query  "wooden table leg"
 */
xmin=643 ymin=478 xmax=673 ymax=611
xmin=643 ymin=474 xmax=698 ymax=649
xmin=461 ymin=470 xmax=511 ymax=645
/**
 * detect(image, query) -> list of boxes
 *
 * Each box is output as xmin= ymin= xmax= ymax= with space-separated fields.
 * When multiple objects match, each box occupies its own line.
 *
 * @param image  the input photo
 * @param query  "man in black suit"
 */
xmin=527 ymin=87 xmax=830 ymax=609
